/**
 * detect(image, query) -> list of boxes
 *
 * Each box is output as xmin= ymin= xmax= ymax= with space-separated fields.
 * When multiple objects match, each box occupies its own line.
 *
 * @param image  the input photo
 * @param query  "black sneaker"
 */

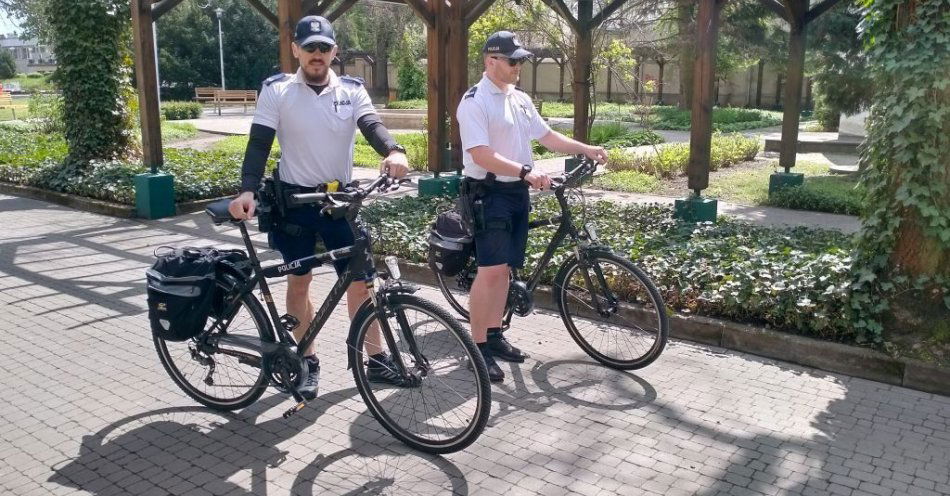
xmin=487 ymin=332 xmax=528 ymax=363
xmin=367 ymin=354 xmax=418 ymax=388
xmin=297 ymin=357 xmax=319 ymax=400
xmin=480 ymin=347 xmax=505 ymax=383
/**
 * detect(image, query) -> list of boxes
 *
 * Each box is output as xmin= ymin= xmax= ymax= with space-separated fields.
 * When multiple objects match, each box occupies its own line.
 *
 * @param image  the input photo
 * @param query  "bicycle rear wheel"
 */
xmin=154 ymin=278 xmax=271 ymax=411
xmin=554 ymin=250 xmax=668 ymax=370
xmin=430 ymin=259 xmax=477 ymax=321
xmin=349 ymin=294 xmax=491 ymax=454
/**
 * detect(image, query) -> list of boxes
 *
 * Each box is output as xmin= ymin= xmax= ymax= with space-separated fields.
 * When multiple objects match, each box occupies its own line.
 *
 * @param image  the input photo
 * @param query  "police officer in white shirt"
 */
xmin=229 ymin=16 xmax=412 ymax=398
xmin=456 ymin=31 xmax=608 ymax=382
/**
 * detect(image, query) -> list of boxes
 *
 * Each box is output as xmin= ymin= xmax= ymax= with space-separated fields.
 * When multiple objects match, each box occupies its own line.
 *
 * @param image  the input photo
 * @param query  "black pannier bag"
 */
xmin=146 ymin=247 xmax=240 ymax=341
xmin=428 ymin=209 xmax=474 ymax=277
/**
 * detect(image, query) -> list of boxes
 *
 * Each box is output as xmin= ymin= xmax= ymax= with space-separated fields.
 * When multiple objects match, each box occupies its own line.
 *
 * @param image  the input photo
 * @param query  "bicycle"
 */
xmin=153 ymin=174 xmax=491 ymax=454
xmin=430 ymin=158 xmax=669 ymax=370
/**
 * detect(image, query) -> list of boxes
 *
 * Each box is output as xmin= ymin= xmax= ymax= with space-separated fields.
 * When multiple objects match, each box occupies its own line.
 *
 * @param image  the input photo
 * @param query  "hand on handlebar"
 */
xmin=228 ymin=191 xmax=256 ymax=220
xmin=582 ymin=145 xmax=608 ymax=165
xmin=525 ymin=171 xmax=552 ymax=191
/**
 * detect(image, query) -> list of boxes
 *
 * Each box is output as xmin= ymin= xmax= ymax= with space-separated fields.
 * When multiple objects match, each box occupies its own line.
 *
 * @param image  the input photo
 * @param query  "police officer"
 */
xmin=456 ymin=31 xmax=608 ymax=383
xmin=228 ymin=16 xmax=411 ymax=399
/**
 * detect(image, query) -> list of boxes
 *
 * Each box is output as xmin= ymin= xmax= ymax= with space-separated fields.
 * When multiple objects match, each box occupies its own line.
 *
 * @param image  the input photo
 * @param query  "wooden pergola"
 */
xmin=130 ymin=0 xmax=836 ymax=219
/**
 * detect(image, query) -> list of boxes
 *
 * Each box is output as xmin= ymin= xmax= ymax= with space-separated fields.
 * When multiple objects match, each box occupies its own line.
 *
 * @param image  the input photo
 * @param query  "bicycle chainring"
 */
xmin=264 ymin=348 xmax=305 ymax=393
xmin=508 ymin=280 xmax=534 ymax=317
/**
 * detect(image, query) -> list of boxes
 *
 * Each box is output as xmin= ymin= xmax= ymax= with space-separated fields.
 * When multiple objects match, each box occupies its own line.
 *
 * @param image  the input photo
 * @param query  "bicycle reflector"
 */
xmin=385 ymin=256 xmax=401 ymax=280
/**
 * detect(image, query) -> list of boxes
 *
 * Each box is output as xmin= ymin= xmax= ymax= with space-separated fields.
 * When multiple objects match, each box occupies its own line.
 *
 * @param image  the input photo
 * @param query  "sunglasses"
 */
xmin=301 ymin=42 xmax=334 ymax=54
xmin=490 ymin=55 xmax=529 ymax=67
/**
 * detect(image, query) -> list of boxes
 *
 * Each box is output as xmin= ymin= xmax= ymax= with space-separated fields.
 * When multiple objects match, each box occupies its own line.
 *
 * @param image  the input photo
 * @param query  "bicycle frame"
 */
xmin=204 ymin=180 xmax=423 ymax=385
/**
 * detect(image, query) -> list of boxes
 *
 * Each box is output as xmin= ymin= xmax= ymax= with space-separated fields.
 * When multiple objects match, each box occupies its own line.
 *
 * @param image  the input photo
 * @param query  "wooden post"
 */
xmin=531 ymin=58 xmax=539 ymax=99
xmin=426 ymin=0 xmax=447 ymax=173
xmin=278 ymin=0 xmax=302 ymax=73
xmin=131 ymin=0 xmax=162 ymax=172
xmin=779 ymin=5 xmax=807 ymax=172
xmin=606 ymin=67 xmax=612 ymax=102
xmin=755 ymin=59 xmax=764 ymax=107
xmin=558 ymin=59 xmax=565 ymax=101
xmin=573 ymin=0 xmax=593 ymax=143
xmin=446 ymin=0 xmax=468 ymax=170
xmin=687 ymin=0 xmax=723 ymax=194
xmin=656 ymin=58 xmax=665 ymax=105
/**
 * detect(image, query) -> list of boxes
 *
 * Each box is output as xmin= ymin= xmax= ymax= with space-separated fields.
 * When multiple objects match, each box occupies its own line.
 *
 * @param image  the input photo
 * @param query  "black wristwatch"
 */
xmin=388 ymin=144 xmax=407 ymax=155
xmin=519 ymin=164 xmax=533 ymax=180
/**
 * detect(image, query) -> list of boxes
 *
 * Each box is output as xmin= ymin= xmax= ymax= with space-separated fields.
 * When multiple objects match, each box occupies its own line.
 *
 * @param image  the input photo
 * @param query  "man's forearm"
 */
xmin=240 ymin=124 xmax=277 ymax=192
xmin=469 ymin=147 xmax=525 ymax=177
xmin=357 ymin=114 xmax=398 ymax=157
xmin=538 ymin=130 xmax=588 ymax=155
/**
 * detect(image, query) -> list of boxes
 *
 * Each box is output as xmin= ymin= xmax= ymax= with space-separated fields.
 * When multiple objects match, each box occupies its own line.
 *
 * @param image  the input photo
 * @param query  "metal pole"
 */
xmin=153 ymin=22 xmax=161 ymax=105
xmin=215 ymin=8 xmax=225 ymax=90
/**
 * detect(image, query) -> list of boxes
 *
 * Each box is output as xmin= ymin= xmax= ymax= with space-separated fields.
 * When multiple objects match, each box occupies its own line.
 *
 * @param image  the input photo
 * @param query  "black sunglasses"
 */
xmin=301 ymin=42 xmax=334 ymax=54
xmin=490 ymin=55 xmax=529 ymax=67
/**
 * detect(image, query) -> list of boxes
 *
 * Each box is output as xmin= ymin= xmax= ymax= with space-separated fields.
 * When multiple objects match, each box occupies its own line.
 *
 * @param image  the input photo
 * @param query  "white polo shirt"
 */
xmin=252 ymin=68 xmax=376 ymax=187
xmin=456 ymin=74 xmax=551 ymax=182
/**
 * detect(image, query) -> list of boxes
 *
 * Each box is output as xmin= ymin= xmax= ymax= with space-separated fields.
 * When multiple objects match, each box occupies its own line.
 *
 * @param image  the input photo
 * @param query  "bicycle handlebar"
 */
xmin=289 ymin=174 xmax=404 ymax=206
xmin=550 ymin=156 xmax=598 ymax=190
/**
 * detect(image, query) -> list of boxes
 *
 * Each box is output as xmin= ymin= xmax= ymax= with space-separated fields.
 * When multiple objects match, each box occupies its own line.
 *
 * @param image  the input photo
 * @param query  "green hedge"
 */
xmin=605 ymin=133 xmax=759 ymax=178
xmin=386 ymin=99 xmax=427 ymax=109
xmin=0 ymin=127 xmax=271 ymax=204
xmin=767 ymin=178 xmax=864 ymax=216
xmin=161 ymin=101 xmax=203 ymax=120
xmin=362 ymin=195 xmax=858 ymax=342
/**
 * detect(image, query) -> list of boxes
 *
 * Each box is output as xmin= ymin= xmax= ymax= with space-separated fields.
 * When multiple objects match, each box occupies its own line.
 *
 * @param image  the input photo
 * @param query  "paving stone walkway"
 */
xmin=1 ymin=194 xmax=948 ymax=495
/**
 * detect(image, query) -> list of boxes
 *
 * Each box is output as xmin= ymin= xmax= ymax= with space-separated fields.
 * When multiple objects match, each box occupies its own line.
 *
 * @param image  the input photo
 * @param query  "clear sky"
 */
xmin=0 ymin=12 xmax=23 ymax=36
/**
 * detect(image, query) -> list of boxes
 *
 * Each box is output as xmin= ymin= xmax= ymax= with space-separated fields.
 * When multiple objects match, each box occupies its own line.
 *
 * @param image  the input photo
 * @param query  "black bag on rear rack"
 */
xmin=146 ymin=247 xmax=233 ymax=341
xmin=427 ymin=209 xmax=474 ymax=277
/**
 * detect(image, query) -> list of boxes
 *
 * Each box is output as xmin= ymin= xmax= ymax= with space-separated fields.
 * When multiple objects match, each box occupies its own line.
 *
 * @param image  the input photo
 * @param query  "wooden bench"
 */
xmin=194 ymin=87 xmax=218 ymax=104
xmin=213 ymin=89 xmax=258 ymax=115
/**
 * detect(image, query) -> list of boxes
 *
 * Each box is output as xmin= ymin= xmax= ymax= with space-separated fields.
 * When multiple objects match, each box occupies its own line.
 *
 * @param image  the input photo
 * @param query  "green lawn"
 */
xmin=0 ymin=105 xmax=30 ymax=121
xmin=594 ymin=159 xmax=864 ymax=215
xmin=1 ymin=74 xmax=54 ymax=93
xmin=161 ymin=122 xmax=199 ymax=141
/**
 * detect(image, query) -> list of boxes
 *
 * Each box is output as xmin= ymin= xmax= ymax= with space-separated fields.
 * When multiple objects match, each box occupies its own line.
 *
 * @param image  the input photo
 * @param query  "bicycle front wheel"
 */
xmin=554 ymin=250 xmax=669 ymax=370
xmin=154 ymin=279 xmax=271 ymax=411
xmin=349 ymin=294 xmax=491 ymax=454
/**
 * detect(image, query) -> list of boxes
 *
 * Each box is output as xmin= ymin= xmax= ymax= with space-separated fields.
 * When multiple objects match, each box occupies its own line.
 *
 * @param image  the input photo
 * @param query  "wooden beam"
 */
xmin=589 ymin=0 xmax=627 ymax=28
xmin=404 ymin=0 xmax=434 ymax=28
xmin=307 ymin=0 xmax=334 ymax=16
xmin=132 ymin=0 xmax=163 ymax=172
xmin=756 ymin=0 xmax=790 ymax=22
xmin=531 ymin=58 xmax=539 ymax=98
xmin=656 ymin=58 xmax=665 ymax=105
xmin=804 ymin=0 xmax=844 ymax=24
xmin=778 ymin=15 xmax=807 ymax=171
xmin=538 ymin=0 xmax=580 ymax=32
xmin=278 ymin=0 xmax=302 ymax=73
xmin=425 ymin=0 xmax=446 ymax=172
xmin=302 ymin=0 xmax=318 ymax=15
xmin=447 ymin=0 xmax=468 ymax=171
xmin=465 ymin=0 xmax=497 ymax=26
xmin=572 ymin=0 xmax=593 ymax=142
xmin=327 ymin=0 xmax=359 ymax=21
xmin=246 ymin=0 xmax=279 ymax=27
xmin=687 ymin=0 xmax=725 ymax=193
xmin=151 ymin=0 xmax=187 ymax=21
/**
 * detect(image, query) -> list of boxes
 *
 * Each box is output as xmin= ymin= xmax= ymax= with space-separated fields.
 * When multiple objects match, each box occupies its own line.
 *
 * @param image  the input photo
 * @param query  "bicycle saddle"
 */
xmin=205 ymin=198 xmax=241 ymax=224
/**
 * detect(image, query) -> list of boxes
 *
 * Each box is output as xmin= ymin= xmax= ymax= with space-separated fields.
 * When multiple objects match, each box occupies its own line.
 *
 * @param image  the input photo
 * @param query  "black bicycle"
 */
xmin=153 ymin=174 xmax=491 ymax=454
xmin=430 ymin=159 xmax=669 ymax=370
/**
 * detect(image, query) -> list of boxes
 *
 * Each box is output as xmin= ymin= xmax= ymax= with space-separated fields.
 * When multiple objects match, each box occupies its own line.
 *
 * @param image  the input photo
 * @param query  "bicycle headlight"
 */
xmin=385 ymin=256 xmax=401 ymax=280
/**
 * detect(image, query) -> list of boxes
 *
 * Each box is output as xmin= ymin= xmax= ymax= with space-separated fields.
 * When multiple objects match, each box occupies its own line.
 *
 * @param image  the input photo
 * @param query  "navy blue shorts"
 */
xmin=473 ymin=185 xmax=530 ymax=268
xmin=269 ymin=205 xmax=374 ymax=280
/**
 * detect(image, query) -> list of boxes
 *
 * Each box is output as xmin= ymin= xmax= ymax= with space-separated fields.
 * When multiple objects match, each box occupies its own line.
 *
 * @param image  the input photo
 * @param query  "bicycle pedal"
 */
xmin=282 ymin=400 xmax=307 ymax=419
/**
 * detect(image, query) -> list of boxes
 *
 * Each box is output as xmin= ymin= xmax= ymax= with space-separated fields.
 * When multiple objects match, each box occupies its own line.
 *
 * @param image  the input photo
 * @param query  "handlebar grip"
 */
xmin=290 ymin=192 xmax=328 ymax=205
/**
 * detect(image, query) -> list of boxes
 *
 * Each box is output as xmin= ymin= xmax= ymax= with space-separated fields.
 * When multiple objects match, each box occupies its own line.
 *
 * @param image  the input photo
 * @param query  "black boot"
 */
xmin=486 ymin=328 xmax=528 ymax=363
xmin=478 ymin=344 xmax=505 ymax=383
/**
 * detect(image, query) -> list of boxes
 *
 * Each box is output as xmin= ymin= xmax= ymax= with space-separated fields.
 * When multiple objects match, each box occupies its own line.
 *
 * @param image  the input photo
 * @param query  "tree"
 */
xmin=849 ymin=0 xmax=949 ymax=343
xmin=806 ymin=3 xmax=872 ymax=130
xmin=0 ymin=49 xmax=15 ymax=79
xmin=45 ymin=0 xmax=132 ymax=166
xmin=336 ymin=3 xmax=418 ymax=97
xmin=156 ymin=0 xmax=277 ymax=100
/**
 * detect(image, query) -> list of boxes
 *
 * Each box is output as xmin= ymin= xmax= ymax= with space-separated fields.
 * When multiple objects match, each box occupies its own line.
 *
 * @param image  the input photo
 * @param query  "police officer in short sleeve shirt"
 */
xmin=228 ymin=16 xmax=413 ymax=398
xmin=456 ymin=31 xmax=608 ymax=383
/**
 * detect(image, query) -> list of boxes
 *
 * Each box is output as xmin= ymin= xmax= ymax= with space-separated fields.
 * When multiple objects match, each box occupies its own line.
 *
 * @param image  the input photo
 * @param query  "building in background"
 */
xmin=0 ymin=34 xmax=56 ymax=75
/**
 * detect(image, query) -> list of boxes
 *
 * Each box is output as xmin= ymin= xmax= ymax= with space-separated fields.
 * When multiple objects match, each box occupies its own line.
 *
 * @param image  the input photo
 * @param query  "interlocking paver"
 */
xmin=1 ymin=193 xmax=948 ymax=495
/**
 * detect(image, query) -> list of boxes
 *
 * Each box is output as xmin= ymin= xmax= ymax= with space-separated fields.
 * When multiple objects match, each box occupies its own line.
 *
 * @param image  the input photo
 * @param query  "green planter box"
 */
xmin=768 ymin=172 xmax=804 ymax=195
xmin=418 ymin=174 xmax=460 ymax=197
xmin=674 ymin=195 xmax=718 ymax=223
xmin=134 ymin=172 xmax=176 ymax=219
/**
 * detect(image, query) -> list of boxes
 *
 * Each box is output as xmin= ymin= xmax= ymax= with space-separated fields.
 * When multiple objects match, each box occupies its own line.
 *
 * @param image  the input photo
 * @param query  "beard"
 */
xmin=301 ymin=60 xmax=329 ymax=84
